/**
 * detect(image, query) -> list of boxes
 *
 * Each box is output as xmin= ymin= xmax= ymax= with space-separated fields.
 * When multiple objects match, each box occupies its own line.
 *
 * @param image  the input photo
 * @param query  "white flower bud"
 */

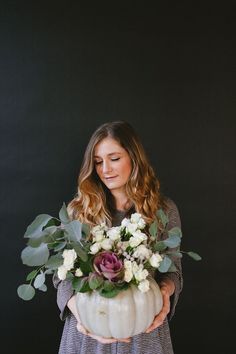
xmin=57 ymin=265 xmax=68 ymax=280
xmin=62 ymin=249 xmax=77 ymax=270
xmin=138 ymin=279 xmax=150 ymax=292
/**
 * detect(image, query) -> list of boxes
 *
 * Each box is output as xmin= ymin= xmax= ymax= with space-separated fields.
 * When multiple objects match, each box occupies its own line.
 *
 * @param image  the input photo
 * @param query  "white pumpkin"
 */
xmin=75 ymin=277 xmax=163 ymax=339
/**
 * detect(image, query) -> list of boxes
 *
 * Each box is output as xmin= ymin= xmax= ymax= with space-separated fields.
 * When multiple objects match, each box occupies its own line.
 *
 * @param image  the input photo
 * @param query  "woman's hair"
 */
xmin=67 ymin=121 xmax=167 ymax=227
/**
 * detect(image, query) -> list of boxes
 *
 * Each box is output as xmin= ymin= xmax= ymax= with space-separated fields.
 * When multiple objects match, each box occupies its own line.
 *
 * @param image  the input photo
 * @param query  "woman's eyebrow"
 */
xmin=94 ymin=152 xmax=122 ymax=158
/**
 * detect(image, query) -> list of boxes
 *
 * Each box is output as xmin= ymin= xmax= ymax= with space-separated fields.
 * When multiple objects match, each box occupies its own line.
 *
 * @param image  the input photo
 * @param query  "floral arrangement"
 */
xmin=17 ymin=203 xmax=201 ymax=301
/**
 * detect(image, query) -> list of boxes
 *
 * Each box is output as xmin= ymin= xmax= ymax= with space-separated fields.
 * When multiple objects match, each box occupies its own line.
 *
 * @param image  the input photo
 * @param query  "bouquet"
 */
xmin=17 ymin=202 xmax=201 ymax=301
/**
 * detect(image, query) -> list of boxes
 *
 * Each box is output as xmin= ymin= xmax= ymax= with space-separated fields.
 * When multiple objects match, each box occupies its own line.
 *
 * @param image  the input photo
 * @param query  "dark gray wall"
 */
xmin=1 ymin=2 xmax=235 ymax=354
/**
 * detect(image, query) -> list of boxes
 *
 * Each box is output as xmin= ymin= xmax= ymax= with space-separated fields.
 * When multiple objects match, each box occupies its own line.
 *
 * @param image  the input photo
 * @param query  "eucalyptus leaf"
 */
xmin=45 ymin=253 xmax=63 ymax=270
xmin=149 ymin=220 xmax=158 ymax=238
xmin=59 ymin=202 xmax=71 ymax=224
xmin=26 ymin=269 xmax=39 ymax=281
xmin=71 ymin=242 xmax=88 ymax=262
xmin=168 ymin=226 xmax=182 ymax=238
xmin=64 ymin=220 xmax=82 ymax=242
xmin=17 ymin=284 xmax=35 ymax=301
xmin=82 ymin=223 xmax=90 ymax=239
xmin=21 ymin=243 xmax=49 ymax=266
xmin=163 ymin=235 xmax=181 ymax=248
xmin=157 ymin=209 xmax=169 ymax=228
xmin=27 ymin=233 xmax=47 ymax=247
xmin=187 ymin=251 xmax=202 ymax=261
xmin=34 ymin=272 xmax=45 ymax=289
xmin=153 ymin=241 xmax=167 ymax=252
xmin=24 ymin=214 xmax=53 ymax=238
xmin=167 ymin=264 xmax=177 ymax=272
xmin=158 ymin=255 xmax=172 ymax=273
xmin=38 ymin=284 xmax=47 ymax=292
xmin=53 ymin=241 xmax=67 ymax=252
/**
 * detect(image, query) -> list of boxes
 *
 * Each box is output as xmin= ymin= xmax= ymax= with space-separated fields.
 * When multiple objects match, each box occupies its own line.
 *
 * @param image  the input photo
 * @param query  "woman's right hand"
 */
xmin=67 ymin=295 xmax=131 ymax=344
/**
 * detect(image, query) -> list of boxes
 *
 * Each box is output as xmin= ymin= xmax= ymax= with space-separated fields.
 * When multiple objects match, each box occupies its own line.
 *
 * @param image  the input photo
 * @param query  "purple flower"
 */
xmin=93 ymin=251 xmax=123 ymax=281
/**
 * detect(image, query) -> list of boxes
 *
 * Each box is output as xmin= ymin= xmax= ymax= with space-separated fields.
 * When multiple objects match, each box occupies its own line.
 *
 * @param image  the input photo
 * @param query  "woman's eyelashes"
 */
xmin=94 ymin=158 xmax=120 ymax=165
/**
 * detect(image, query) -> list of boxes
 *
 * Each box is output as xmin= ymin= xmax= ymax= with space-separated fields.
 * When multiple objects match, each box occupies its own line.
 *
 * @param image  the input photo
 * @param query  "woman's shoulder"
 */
xmin=162 ymin=196 xmax=181 ymax=217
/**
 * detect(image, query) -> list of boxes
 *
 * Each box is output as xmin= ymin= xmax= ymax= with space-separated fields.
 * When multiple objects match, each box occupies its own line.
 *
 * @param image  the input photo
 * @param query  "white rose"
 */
xmin=129 ymin=230 xmax=147 ymax=248
xmin=124 ymin=268 xmax=133 ymax=282
xmin=131 ymin=261 xmax=139 ymax=274
xmin=90 ymin=242 xmax=102 ymax=254
xmin=75 ymin=268 xmax=83 ymax=277
xmin=107 ymin=226 xmax=121 ymax=241
xmin=134 ymin=268 xmax=149 ymax=282
xmin=137 ymin=218 xmax=146 ymax=229
xmin=57 ymin=265 xmax=68 ymax=280
xmin=132 ymin=245 xmax=151 ymax=260
xmin=138 ymin=279 xmax=150 ymax=293
xmin=149 ymin=253 xmax=163 ymax=268
xmin=124 ymin=260 xmax=133 ymax=282
xmin=121 ymin=218 xmax=130 ymax=227
xmin=101 ymin=238 xmax=113 ymax=250
xmin=63 ymin=249 xmax=77 ymax=270
xmin=130 ymin=213 xmax=142 ymax=223
xmin=93 ymin=231 xmax=105 ymax=242
xmin=126 ymin=223 xmax=138 ymax=234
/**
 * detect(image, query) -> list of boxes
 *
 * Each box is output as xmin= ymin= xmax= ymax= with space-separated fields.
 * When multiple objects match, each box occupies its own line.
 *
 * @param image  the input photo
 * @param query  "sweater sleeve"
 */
xmin=154 ymin=198 xmax=183 ymax=320
xmin=53 ymin=273 xmax=74 ymax=321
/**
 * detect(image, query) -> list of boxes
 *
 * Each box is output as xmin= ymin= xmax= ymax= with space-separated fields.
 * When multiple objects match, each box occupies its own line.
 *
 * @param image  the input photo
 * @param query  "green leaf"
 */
xmin=153 ymin=241 xmax=167 ymax=252
xmin=72 ymin=277 xmax=90 ymax=292
xmin=158 ymin=255 xmax=172 ymax=273
xmin=163 ymin=235 xmax=181 ymax=248
xmin=17 ymin=284 xmax=35 ymax=301
xmin=26 ymin=269 xmax=39 ymax=281
xmin=167 ymin=251 xmax=182 ymax=258
xmin=27 ymin=233 xmax=47 ymax=247
xmin=24 ymin=214 xmax=53 ymax=238
xmin=21 ymin=243 xmax=50 ymax=266
xmin=103 ymin=280 xmax=115 ymax=292
xmin=34 ymin=272 xmax=45 ymax=289
xmin=82 ymin=223 xmax=90 ymax=239
xmin=157 ymin=209 xmax=169 ymax=228
xmin=53 ymin=241 xmax=67 ymax=252
xmin=64 ymin=220 xmax=82 ymax=242
xmin=88 ymin=273 xmax=104 ymax=290
xmin=167 ymin=264 xmax=177 ymax=272
xmin=149 ymin=220 xmax=158 ymax=238
xmin=99 ymin=287 xmax=120 ymax=298
xmin=71 ymin=242 xmax=88 ymax=262
xmin=187 ymin=251 xmax=202 ymax=261
xmin=59 ymin=202 xmax=71 ymax=224
xmin=45 ymin=253 xmax=63 ymax=270
xmin=168 ymin=226 xmax=182 ymax=238
xmin=79 ymin=258 xmax=93 ymax=275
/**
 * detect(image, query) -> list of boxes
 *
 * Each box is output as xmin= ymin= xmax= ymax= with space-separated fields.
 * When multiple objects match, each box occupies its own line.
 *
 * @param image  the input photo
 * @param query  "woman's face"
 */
xmin=94 ymin=137 xmax=132 ymax=195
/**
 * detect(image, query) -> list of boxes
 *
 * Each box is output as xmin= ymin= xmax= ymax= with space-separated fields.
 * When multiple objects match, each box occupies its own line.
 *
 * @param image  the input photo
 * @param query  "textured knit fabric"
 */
xmin=54 ymin=198 xmax=183 ymax=354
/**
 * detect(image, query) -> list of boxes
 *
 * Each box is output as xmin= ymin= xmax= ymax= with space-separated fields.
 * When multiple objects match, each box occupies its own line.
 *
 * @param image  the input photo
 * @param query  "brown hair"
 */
xmin=67 ymin=121 xmax=167 ymax=227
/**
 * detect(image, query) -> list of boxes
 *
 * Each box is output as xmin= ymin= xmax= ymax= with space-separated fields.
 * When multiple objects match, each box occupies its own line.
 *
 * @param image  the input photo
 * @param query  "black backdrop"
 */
xmin=1 ymin=2 xmax=235 ymax=354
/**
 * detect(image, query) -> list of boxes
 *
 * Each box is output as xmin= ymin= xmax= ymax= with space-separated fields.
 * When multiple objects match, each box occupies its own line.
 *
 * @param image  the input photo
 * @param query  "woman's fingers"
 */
xmin=145 ymin=289 xmax=171 ymax=333
xmin=77 ymin=321 xmax=131 ymax=344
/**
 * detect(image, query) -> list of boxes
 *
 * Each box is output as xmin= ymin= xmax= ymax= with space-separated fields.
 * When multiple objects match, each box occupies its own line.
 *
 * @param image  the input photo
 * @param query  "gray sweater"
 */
xmin=54 ymin=198 xmax=183 ymax=354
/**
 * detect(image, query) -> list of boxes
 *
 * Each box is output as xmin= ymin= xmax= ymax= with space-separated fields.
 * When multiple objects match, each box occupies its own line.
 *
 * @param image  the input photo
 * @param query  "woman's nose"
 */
xmin=102 ymin=160 xmax=112 ymax=174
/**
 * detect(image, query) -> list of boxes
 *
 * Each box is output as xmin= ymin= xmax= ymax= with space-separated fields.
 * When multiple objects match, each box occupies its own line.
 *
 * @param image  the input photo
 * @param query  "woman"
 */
xmin=54 ymin=121 xmax=183 ymax=354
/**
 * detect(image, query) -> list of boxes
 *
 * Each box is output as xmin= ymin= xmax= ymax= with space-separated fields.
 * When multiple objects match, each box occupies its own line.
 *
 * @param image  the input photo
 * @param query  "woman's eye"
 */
xmin=111 ymin=158 xmax=120 ymax=161
xmin=94 ymin=161 xmax=102 ymax=165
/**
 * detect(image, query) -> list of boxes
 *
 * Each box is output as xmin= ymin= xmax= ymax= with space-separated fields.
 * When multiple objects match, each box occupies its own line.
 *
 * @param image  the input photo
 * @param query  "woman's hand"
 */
xmin=76 ymin=321 xmax=131 ymax=344
xmin=145 ymin=279 xmax=175 ymax=334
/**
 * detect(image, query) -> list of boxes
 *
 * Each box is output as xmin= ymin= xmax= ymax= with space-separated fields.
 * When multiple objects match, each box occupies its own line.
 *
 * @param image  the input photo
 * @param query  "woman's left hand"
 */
xmin=145 ymin=280 xmax=174 ymax=334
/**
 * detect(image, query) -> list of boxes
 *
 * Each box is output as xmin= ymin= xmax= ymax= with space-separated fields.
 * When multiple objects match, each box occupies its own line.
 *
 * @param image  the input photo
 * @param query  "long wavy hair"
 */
xmin=67 ymin=121 xmax=168 ymax=228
